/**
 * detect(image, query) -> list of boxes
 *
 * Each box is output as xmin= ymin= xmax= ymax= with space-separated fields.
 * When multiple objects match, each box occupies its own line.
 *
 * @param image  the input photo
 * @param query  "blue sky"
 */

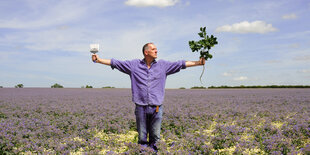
xmin=0 ymin=0 xmax=309 ymax=88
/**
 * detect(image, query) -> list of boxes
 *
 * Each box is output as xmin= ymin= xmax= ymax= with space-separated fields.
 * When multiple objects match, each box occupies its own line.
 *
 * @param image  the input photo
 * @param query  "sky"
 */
xmin=0 ymin=0 xmax=309 ymax=88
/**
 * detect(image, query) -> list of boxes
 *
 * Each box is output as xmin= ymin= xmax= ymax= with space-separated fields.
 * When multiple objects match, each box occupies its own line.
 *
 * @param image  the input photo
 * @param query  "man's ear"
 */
xmin=144 ymin=50 xmax=148 ymax=56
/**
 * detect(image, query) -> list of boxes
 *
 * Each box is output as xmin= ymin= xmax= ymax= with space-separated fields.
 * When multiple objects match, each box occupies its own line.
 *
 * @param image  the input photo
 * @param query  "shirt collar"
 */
xmin=141 ymin=58 xmax=157 ymax=64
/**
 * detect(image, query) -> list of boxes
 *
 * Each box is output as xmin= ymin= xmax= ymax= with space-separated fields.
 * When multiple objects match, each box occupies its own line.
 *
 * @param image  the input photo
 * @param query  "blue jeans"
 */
xmin=135 ymin=104 xmax=163 ymax=150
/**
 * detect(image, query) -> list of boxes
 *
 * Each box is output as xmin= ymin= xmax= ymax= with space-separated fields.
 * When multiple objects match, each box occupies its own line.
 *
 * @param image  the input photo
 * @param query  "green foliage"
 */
xmin=15 ymin=84 xmax=24 ymax=88
xmin=189 ymin=27 xmax=218 ymax=60
xmin=179 ymin=87 xmax=186 ymax=89
xmin=86 ymin=85 xmax=93 ymax=88
xmin=51 ymin=83 xmax=63 ymax=88
xmin=189 ymin=27 xmax=218 ymax=84
xmin=0 ymin=86 xmax=3 ymax=88
xmin=0 ymin=112 xmax=7 ymax=119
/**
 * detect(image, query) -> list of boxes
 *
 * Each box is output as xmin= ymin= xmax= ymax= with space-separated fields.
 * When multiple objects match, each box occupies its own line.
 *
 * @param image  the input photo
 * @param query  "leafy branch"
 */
xmin=189 ymin=27 xmax=218 ymax=83
xmin=189 ymin=27 xmax=218 ymax=60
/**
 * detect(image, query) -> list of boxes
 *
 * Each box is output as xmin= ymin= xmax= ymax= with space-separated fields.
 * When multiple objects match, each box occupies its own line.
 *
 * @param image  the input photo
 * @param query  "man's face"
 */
xmin=145 ymin=44 xmax=158 ymax=59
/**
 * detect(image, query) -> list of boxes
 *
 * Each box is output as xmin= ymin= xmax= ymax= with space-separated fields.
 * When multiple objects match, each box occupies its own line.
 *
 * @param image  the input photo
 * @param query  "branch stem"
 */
xmin=200 ymin=64 xmax=205 ymax=84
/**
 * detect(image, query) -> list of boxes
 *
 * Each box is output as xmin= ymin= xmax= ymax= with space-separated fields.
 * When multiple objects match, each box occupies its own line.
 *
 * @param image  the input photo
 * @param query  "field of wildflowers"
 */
xmin=0 ymin=88 xmax=309 ymax=154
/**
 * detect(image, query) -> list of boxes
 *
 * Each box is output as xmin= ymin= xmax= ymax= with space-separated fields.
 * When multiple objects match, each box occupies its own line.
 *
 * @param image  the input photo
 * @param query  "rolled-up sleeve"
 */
xmin=165 ymin=60 xmax=186 ymax=75
xmin=110 ymin=58 xmax=132 ymax=75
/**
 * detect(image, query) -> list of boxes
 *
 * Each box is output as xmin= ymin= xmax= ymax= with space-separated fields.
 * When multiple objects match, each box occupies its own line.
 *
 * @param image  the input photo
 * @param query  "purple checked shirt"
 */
xmin=111 ymin=58 xmax=186 ymax=106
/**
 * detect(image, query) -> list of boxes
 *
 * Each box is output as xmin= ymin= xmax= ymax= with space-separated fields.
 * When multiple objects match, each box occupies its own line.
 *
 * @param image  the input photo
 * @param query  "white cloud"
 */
xmin=0 ymin=10 xmax=199 ymax=61
xmin=0 ymin=1 xmax=100 ymax=29
xmin=293 ymin=55 xmax=310 ymax=61
xmin=222 ymin=72 xmax=232 ymax=76
xmin=264 ymin=60 xmax=281 ymax=64
xmin=300 ymin=69 xmax=310 ymax=73
xmin=222 ymin=71 xmax=249 ymax=81
xmin=125 ymin=0 xmax=179 ymax=7
xmin=222 ymin=70 xmax=239 ymax=77
xmin=216 ymin=21 xmax=277 ymax=34
xmin=233 ymin=76 xmax=248 ymax=81
xmin=216 ymin=0 xmax=236 ymax=2
xmin=282 ymin=13 xmax=297 ymax=20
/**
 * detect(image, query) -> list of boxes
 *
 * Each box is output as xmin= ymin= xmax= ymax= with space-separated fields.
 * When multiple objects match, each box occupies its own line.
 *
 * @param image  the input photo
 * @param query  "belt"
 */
xmin=135 ymin=104 xmax=161 ymax=112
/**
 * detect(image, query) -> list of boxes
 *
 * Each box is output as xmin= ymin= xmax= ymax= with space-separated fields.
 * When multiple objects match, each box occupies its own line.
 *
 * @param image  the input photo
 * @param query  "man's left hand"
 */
xmin=200 ymin=57 xmax=205 ymax=65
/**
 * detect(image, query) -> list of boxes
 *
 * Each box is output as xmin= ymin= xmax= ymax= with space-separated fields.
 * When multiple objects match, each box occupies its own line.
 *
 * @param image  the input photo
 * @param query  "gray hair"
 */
xmin=142 ymin=42 xmax=154 ymax=55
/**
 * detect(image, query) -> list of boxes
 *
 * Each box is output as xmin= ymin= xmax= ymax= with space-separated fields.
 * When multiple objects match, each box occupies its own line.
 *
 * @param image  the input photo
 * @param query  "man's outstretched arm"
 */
xmin=92 ymin=54 xmax=111 ymax=66
xmin=186 ymin=57 xmax=205 ymax=67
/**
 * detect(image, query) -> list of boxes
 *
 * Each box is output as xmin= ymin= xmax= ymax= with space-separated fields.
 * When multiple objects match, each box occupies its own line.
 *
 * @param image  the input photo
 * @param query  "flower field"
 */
xmin=0 ymin=88 xmax=309 ymax=154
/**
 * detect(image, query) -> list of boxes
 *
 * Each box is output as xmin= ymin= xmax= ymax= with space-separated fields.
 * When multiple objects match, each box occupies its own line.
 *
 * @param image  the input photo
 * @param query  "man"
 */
xmin=91 ymin=43 xmax=205 ymax=151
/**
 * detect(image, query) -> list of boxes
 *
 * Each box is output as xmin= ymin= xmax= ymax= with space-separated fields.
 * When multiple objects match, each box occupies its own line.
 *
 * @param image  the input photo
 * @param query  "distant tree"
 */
xmin=86 ymin=85 xmax=93 ymax=88
xmin=51 ymin=83 xmax=63 ymax=88
xmin=15 ymin=84 xmax=24 ymax=88
xmin=81 ymin=86 xmax=85 ymax=88
xmin=0 ymin=86 xmax=3 ymax=88
xmin=179 ymin=87 xmax=186 ymax=89
xmin=102 ymin=86 xmax=115 ymax=88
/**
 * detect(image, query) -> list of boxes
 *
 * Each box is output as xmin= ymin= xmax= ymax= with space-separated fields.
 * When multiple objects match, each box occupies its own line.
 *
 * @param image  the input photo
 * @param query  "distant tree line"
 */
xmin=4 ymin=83 xmax=116 ymax=88
xmin=177 ymin=85 xmax=310 ymax=89
xmin=191 ymin=86 xmax=207 ymax=89
xmin=4 ymin=83 xmax=309 ymax=89
xmin=81 ymin=85 xmax=115 ymax=88
xmin=102 ymin=86 xmax=115 ymax=88
xmin=208 ymin=85 xmax=310 ymax=89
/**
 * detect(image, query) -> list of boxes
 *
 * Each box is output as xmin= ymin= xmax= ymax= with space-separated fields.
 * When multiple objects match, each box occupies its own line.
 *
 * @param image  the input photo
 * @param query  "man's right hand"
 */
xmin=91 ymin=54 xmax=111 ymax=66
xmin=92 ymin=54 xmax=98 ymax=62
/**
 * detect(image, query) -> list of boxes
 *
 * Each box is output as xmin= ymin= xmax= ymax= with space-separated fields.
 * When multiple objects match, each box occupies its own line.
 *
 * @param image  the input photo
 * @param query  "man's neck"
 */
xmin=144 ymin=57 xmax=155 ymax=68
